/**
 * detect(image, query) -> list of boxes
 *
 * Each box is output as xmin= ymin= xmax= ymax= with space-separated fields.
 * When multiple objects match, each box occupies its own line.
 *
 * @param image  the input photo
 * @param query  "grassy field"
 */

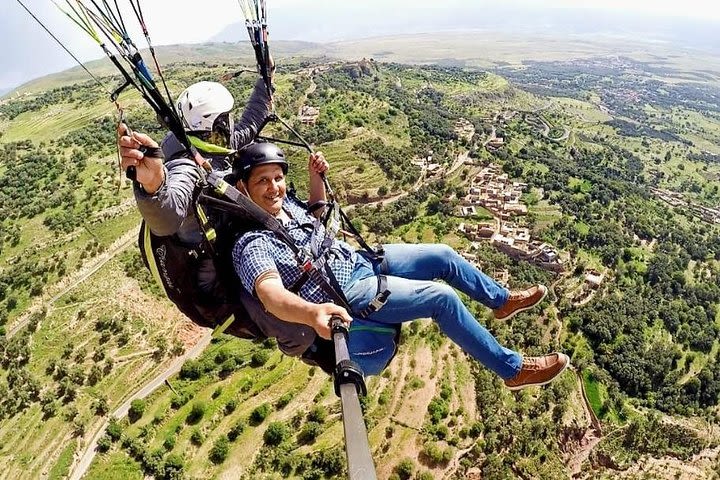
xmin=81 ymin=322 xmax=484 ymax=479
xmin=583 ymin=372 xmax=602 ymax=416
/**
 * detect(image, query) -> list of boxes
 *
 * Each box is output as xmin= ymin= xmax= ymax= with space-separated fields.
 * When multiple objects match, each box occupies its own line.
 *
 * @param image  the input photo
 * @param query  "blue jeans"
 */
xmin=342 ymin=244 xmax=522 ymax=378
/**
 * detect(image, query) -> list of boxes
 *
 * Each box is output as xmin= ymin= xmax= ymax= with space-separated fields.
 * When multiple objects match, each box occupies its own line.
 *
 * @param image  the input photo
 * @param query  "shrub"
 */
xmin=224 ymin=399 xmax=237 ymax=414
xmin=164 ymin=453 xmax=185 ymax=478
xmin=170 ymin=393 xmax=190 ymax=409
xmin=409 ymin=377 xmax=425 ymax=390
xmin=251 ymin=350 xmax=270 ymax=367
xmin=163 ymin=435 xmax=176 ymax=451
xmin=263 ymin=422 xmax=288 ymax=446
xmin=313 ymin=447 xmax=345 ymax=476
xmin=250 ymin=403 xmax=271 ymax=425
xmin=307 ymin=406 xmax=327 ymax=423
xmin=228 ymin=419 xmax=246 ymax=441
xmin=186 ymin=401 xmax=207 ymax=424
xmin=209 ymin=436 xmax=230 ymax=464
xmin=190 ymin=429 xmax=204 ymax=445
xmin=275 ymin=392 xmax=293 ymax=409
xmin=427 ymin=396 xmax=449 ymax=423
xmin=298 ymin=421 xmax=322 ymax=444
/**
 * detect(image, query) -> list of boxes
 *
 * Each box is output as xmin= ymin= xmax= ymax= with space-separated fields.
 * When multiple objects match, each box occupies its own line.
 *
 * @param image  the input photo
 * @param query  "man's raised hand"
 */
xmin=118 ymin=123 xmax=165 ymax=194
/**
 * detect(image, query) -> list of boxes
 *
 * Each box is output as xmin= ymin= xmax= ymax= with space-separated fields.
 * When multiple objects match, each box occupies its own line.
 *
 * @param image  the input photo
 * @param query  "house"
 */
xmin=585 ymin=270 xmax=603 ymax=288
xmin=298 ymin=105 xmax=320 ymax=124
xmin=461 ymin=206 xmax=477 ymax=217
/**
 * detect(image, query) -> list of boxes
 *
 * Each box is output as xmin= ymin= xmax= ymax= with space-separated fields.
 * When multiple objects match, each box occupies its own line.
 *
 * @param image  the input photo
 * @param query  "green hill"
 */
xmin=0 ymin=40 xmax=719 ymax=480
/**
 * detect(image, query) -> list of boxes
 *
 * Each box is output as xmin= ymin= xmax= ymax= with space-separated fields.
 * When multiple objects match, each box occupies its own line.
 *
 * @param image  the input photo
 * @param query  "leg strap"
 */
xmin=357 ymin=275 xmax=391 ymax=319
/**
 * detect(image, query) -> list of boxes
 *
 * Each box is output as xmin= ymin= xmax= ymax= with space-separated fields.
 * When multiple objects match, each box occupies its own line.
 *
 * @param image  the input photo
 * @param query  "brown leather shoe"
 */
xmin=493 ymin=285 xmax=548 ymax=320
xmin=504 ymin=353 xmax=570 ymax=391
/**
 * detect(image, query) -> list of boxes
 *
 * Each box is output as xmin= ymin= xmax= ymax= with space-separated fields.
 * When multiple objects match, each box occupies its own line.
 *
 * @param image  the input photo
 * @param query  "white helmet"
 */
xmin=176 ymin=81 xmax=234 ymax=133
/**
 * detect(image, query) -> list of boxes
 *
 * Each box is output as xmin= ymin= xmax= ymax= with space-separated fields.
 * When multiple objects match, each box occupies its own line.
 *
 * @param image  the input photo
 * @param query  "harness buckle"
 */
xmin=368 ymin=291 xmax=389 ymax=311
xmin=301 ymin=260 xmax=313 ymax=272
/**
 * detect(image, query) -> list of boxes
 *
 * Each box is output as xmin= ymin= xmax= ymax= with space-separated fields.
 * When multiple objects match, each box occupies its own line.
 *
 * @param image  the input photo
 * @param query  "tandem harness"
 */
xmin=196 ymin=170 xmax=392 ymax=320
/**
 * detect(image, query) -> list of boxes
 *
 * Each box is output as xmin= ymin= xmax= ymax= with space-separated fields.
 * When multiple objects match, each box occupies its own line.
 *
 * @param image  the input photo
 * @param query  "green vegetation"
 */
xmin=47 ymin=440 xmax=75 ymax=480
xmin=0 ymin=47 xmax=718 ymax=479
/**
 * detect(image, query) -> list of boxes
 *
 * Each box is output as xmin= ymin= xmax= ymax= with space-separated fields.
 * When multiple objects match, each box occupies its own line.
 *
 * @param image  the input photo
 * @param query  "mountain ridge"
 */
xmin=6 ymin=29 xmax=720 ymax=98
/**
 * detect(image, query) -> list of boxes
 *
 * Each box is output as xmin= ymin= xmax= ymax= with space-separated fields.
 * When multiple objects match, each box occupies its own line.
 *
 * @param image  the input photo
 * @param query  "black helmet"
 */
xmin=234 ymin=142 xmax=288 ymax=181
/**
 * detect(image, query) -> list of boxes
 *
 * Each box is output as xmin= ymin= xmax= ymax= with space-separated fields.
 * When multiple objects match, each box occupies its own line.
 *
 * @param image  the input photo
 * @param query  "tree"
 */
xmin=153 ymin=336 xmax=168 ymax=360
xmin=179 ymin=359 xmax=202 ymax=380
xmin=129 ymin=399 xmax=146 ymax=422
xmin=87 ymin=364 xmax=103 ymax=386
xmin=96 ymin=434 xmax=112 ymax=452
xmin=93 ymin=395 xmax=109 ymax=416
xmin=394 ymin=458 xmax=415 ymax=480
xmin=106 ymin=417 xmax=123 ymax=441
xmin=263 ymin=422 xmax=288 ymax=446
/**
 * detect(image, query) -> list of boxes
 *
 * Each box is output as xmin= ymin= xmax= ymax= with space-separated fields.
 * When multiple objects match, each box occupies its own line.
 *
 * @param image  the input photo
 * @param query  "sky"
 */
xmin=3 ymin=0 xmax=720 ymax=92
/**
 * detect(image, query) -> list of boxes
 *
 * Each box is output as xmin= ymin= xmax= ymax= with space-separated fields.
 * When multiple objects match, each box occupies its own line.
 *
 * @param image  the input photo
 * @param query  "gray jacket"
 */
xmin=135 ymin=77 xmax=270 ymax=242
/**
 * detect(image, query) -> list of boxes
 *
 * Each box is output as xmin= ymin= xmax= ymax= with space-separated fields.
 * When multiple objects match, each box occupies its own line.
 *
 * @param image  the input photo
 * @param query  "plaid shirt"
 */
xmin=233 ymin=196 xmax=357 ymax=304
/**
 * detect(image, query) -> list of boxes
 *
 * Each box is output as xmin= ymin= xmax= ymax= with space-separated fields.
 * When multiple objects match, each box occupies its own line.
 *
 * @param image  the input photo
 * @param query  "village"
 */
xmin=650 ymin=187 xmax=720 ymax=225
xmin=456 ymin=163 xmax=567 ymax=273
xmin=295 ymin=93 xmax=602 ymax=294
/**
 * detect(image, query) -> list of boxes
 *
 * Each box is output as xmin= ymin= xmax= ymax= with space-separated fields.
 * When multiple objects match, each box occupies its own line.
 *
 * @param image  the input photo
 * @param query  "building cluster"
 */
xmin=459 ymin=163 xmax=565 ymax=273
xmin=462 ymin=164 xmax=528 ymax=220
xmin=485 ymin=136 xmax=505 ymax=151
xmin=568 ymin=269 xmax=605 ymax=305
xmin=454 ymin=118 xmax=476 ymax=142
xmin=460 ymin=222 xmax=565 ymax=273
xmin=650 ymin=187 xmax=720 ymax=225
xmin=410 ymin=154 xmax=444 ymax=177
xmin=298 ymin=105 xmax=320 ymax=125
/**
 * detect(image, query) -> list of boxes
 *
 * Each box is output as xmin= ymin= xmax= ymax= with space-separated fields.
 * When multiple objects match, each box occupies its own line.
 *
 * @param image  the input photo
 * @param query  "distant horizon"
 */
xmin=3 ymin=1 xmax=720 ymax=92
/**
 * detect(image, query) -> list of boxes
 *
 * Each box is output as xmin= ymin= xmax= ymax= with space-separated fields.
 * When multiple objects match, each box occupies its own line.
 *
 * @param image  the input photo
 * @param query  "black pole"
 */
xmin=330 ymin=317 xmax=377 ymax=480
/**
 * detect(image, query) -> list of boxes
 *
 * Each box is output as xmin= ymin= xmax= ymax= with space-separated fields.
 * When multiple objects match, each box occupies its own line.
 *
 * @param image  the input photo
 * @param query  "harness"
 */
xmin=202 ymin=173 xmax=391 ymax=320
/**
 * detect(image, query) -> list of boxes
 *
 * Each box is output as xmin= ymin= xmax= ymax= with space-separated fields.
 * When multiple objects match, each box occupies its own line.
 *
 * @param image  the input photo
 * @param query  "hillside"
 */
xmin=1 ymin=39 xmax=720 ymax=480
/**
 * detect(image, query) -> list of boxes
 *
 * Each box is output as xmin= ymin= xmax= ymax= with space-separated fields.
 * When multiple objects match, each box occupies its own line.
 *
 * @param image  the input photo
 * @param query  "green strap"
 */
xmin=349 ymin=325 xmax=397 ymax=335
xmin=188 ymin=135 xmax=236 ymax=155
xmin=212 ymin=314 xmax=235 ymax=338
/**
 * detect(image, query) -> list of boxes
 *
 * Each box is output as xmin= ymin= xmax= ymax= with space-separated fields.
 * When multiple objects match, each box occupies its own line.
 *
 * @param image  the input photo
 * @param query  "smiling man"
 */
xmin=232 ymin=141 xmax=569 ymax=389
